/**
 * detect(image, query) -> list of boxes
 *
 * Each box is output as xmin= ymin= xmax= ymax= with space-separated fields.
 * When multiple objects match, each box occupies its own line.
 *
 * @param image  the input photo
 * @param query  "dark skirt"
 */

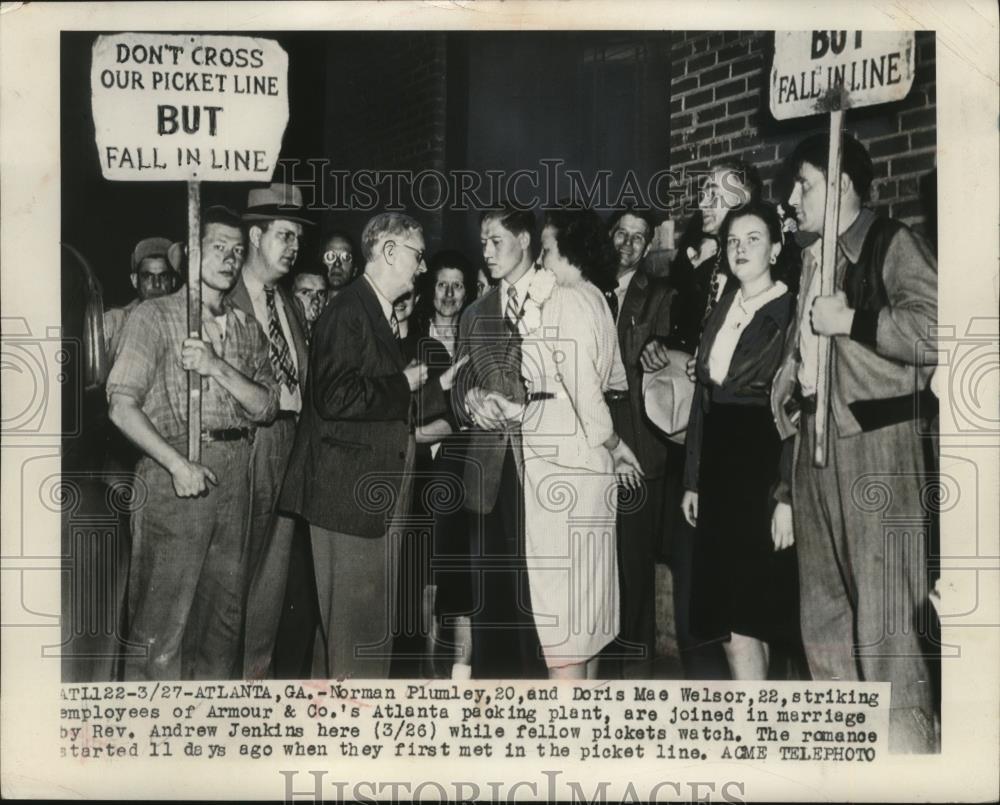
xmin=691 ymin=402 xmax=801 ymax=646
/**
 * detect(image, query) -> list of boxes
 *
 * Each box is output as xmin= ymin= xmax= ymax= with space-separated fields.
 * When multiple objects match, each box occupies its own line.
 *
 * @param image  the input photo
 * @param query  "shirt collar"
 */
xmin=500 ymin=267 xmax=535 ymax=300
xmin=838 ymin=207 xmax=876 ymax=263
xmin=616 ymin=268 xmax=637 ymax=295
xmin=363 ymin=274 xmax=395 ymax=322
xmin=242 ymin=269 xmax=272 ymax=301
xmin=736 ymin=280 xmax=788 ymax=316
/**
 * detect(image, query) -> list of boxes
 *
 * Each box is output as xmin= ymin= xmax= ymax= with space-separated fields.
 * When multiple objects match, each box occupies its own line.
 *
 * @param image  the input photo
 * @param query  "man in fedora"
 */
xmin=227 ymin=182 xmax=313 ymax=679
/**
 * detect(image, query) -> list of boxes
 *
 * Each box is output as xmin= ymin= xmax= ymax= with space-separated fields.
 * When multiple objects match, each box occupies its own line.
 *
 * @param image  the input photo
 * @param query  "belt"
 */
xmin=604 ymin=390 xmax=629 ymax=404
xmin=526 ymin=391 xmax=556 ymax=402
xmin=799 ymin=394 xmax=818 ymax=415
xmin=202 ymin=427 xmax=254 ymax=443
xmin=274 ymin=410 xmax=298 ymax=421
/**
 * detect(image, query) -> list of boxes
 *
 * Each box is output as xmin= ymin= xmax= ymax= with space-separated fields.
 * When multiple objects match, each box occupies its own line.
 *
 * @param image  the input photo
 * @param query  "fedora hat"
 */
xmin=243 ymin=182 xmax=314 ymax=225
xmin=642 ymin=350 xmax=697 ymax=446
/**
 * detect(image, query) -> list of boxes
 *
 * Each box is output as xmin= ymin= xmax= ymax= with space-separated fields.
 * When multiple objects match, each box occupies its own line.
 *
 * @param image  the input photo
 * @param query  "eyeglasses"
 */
xmin=388 ymin=241 xmax=425 ymax=264
xmin=323 ymin=250 xmax=353 ymax=266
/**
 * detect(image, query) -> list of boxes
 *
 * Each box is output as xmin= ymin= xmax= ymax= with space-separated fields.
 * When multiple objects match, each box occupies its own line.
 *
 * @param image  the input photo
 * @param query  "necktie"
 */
xmin=606 ymin=290 xmax=620 ymax=322
xmin=702 ymin=258 xmax=722 ymax=325
xmin=265 ymin=287 xmax=298 ymax=391
xmin=390 ymin=310 xmax=400 ymax=340
xmin=505 ymin=286 xmax=520 ymax=333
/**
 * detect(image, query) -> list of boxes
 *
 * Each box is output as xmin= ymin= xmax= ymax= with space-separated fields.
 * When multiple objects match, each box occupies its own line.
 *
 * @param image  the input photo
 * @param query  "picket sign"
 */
xmin=91 ymin=33 xmax=288 ymax=460
xmin=770 ymin=31 xmax=915 ymax=466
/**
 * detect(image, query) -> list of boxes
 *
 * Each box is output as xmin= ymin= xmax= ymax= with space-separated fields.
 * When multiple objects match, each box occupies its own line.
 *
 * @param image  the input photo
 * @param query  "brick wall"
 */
xmin=669 ymin=31 xmax=937 ymax=236
xmin=323 ymin=32 xmax=448 ymax=245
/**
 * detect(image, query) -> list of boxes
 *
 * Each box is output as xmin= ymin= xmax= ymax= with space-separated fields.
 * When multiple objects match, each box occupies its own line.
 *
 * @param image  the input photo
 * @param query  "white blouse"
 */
xmin=707 ymin=281 xmax=788 ymax=385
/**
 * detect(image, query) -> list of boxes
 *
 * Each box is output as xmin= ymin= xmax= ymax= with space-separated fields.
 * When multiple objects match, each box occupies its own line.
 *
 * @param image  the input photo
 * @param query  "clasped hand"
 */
xmin=465 ymin=388 xmax=521 ymax=430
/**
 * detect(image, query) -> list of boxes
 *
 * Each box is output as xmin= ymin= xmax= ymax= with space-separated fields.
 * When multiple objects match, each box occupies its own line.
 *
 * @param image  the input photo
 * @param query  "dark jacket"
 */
xmin=684 ymin=284 xmax=793 ymax=493
xmin=451 ymin=285 xmax=526 ymax=514
xmin=279 ymin=278 xmax=445 ymax=537
xmin=609 ymin=268 xmax=677 ymax=479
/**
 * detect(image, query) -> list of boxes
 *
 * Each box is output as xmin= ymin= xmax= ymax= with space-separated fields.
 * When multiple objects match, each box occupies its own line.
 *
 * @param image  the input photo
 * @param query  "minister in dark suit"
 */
xmin=280 ymin=212 xmax=444 ymax=679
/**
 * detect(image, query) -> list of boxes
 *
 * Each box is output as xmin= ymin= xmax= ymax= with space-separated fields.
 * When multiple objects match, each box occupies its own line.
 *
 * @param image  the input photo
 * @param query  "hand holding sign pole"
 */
xmin=770 ymin=31 xmax=915 ymax=467
xmin=91 ymin=33 xmax=289 ymax=460
xmin=186 ymin=180 xmax=202 ymax=461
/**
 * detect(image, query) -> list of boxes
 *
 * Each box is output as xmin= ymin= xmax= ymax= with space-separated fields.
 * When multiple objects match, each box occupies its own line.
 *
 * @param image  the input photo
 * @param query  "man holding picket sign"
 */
xmin=107 ymin=205 xmax=279 ymax=680
xmin=93 ymin=32 xmax=291 ymax=679
xmin=767 ymin=30 xmax=939 ymax=754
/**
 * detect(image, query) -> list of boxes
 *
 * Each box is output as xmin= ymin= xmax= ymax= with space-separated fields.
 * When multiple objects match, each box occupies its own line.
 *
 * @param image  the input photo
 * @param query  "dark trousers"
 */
xmin=600 ymin=474 xmax=668 ymax=678
xmin=470 ymin=445 xmax=547 ymax=679
xmin=243 ymin=417 xmax=300 ymax=678
xmin=124 ymin=439 xmax=252 ymax=681
xmin=664 ymin=442 xmax=730 ymax=680
xmin=272 ymin=520 xmax=320 ymax=679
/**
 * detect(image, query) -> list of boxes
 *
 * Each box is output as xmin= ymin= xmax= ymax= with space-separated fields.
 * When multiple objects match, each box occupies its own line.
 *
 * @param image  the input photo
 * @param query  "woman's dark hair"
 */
xmin=412 ymin=248 xmax=477 ymax=336
xmin=543 ymin=207 xmax=616 ymax=293
xmin=718 ymin=199 xmax=793 ymax=284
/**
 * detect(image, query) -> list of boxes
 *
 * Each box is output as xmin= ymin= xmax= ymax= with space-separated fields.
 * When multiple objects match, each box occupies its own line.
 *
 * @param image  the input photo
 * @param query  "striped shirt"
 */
xmin=106 ymin=288 xmax=279 ymax=442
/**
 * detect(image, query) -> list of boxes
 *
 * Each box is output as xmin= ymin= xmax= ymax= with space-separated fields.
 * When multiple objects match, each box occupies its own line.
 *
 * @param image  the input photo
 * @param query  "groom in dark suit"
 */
xmin=452 ymin=206 xmax=547 ymax=678
xmin=280 ymin=212 xmax=442 ymax=679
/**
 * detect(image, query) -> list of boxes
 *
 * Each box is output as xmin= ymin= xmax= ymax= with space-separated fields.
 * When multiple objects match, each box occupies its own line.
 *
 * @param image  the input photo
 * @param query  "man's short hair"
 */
xmin=319 ymin=229 xmax=357 ymax=261
xmin=291 ymin=266 xmax=329 ymax=288
xmin=607 ymin=206 xmax=659 ymax=239
xmin=710 ymin=158 xmax=764 ymax=203
xmin=360 ymin=213 xmax=423 ymax=263
xmin=479 ymin=206 xmax=536 ymax=239
xmin=202 ymin=205 xmax=244 ymax=232
xmin=789 ymin=132 xmax=875 ymax=202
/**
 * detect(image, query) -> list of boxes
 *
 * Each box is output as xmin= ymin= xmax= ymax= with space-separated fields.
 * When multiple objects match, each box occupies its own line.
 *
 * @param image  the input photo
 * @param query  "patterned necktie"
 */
xmin=702 ymin=257 xmax=722 ymax=325
xmin=505 ymin=285 xmax=520 ymax=333
xmin=389 ymin=310 xmax=400 ymax=341
xmin=606 ymin=290 xmax=620 ymax=322
xmin=264 ymin=287 xmax=298 ymax=391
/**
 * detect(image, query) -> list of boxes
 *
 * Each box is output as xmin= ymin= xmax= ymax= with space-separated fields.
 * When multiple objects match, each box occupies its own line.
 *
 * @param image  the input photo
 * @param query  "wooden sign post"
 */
xmin=91 ymin=33 xmax=289 ymax=460
xmin=771 ymin=31 xmax=915 ymax=466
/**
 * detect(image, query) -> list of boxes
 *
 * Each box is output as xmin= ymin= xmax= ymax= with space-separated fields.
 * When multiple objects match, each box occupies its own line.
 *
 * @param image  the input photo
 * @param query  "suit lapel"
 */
xmin=226 ymin=276 xmax=254 ymax=319
xmin=617 ymin=270 xmax=649 ymax=361
xmin=277 ymin=285 xmax=309 ymax=385
xmin=357 ymin=279 xmax=405 ymax=370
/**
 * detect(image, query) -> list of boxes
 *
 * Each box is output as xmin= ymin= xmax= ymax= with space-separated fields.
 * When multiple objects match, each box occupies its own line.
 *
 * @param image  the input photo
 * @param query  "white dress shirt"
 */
xmin=614 ymin=268 xmax=637 ymax=323
xmin=500 ymin=268 xmax=535 ymax=325
xmin=708 ymin=281 xmax=788 ymax=385
xmin=243 ymin=271 xmax=302 ymax=413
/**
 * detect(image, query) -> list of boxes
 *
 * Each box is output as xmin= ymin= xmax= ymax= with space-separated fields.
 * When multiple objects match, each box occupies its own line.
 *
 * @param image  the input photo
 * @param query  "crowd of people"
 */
xmin=102 ymin=131 xmax=940 ymax=752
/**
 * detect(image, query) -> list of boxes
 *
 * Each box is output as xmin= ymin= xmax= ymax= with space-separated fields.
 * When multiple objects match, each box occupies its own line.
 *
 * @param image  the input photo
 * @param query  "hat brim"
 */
xmin=242 ymin=205 xmax=315 ymax=225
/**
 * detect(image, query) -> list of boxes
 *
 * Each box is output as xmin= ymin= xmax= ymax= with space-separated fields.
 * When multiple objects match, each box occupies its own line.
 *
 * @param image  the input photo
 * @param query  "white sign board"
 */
xmin=91 ymin=33 xmax=288 ymax=181
xmin=770 ymin=31 xmax=915 ymax=120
